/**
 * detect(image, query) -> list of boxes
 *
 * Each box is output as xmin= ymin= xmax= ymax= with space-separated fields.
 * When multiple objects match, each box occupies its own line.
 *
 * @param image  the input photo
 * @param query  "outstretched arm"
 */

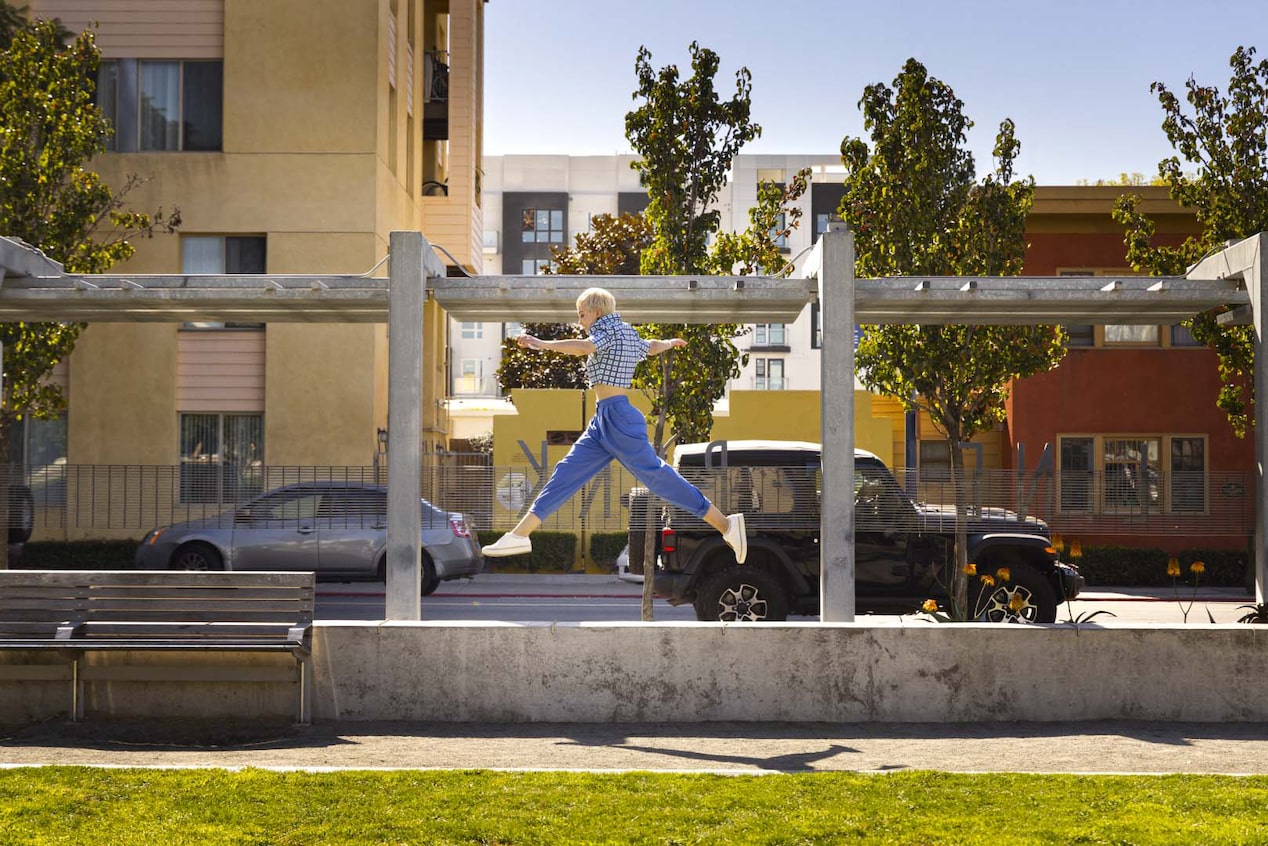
xmin=647 ymin=338 xmax=687 ymax=357
xmin=516 ymin=334 xmax=596 ymax=356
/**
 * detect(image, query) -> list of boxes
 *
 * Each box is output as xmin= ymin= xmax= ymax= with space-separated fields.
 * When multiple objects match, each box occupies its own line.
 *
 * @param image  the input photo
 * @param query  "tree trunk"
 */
xmin=640 ymin=352 xmax=675 ymax=621
xmin=0 ymin=418 xmax=11 ymax=571
xmin=949 ymin=435 xmax=968 ymax=619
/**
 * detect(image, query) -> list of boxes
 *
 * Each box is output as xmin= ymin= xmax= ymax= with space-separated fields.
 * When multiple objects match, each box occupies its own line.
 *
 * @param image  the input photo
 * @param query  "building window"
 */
xmin=769 ymin=211 xmax=788 ymax=250
xmin=99 ymin=59 xmax=223 ymax=152
xmin=522 ymin=208 xmax=564 ymax=244
xmin=754 ymin=324 xmax=787 ymax=347
xmin=754 ymin=357 xmax=785 ymax=390
xmin=1065 ymin=325 xmax=1095 ymax=347
xmin=1104 ymin=325 xmax=1160 ymax=345
xmin=918 ymin=440 xmax=952 ymax=482
xmin=181 ymin=236 xmax=267 ymax=329
xmin=810 ymin=302 xmax=822 ymax=349
xmin=521 ymin=258 xmax=551 ymax=275
xmin=1103 ymin=437 xmax=1160 ymax=511
xmin=179 ymin=413 xmax=264 ymax=504
xmin=9 ymin=415 xmax=67 ymax=506
xmin=1170 ymin=436 xmax=1206 ymax=512
xmin=460 ymin=322 xmax=483 ymax=340
xmin=1170 ymin=324 xmax=1204 ymax=347
xmin=455 ymin=359 xmax=483 ymax=395
xmin=1058 ymin=434 xmax=1205 ymax=515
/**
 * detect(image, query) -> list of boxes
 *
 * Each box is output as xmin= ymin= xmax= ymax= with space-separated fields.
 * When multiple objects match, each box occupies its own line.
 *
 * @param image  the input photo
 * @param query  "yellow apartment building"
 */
xmin=23 ymin=0 xmax=485 ymax=486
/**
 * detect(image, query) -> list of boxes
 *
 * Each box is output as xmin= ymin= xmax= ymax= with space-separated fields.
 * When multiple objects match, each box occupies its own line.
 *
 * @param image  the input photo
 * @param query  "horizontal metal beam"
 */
xmin=0 ymin=233 xmax=1252 ymax=325
xmin=428 ymin=275 xmax=814 ymax=323
xmin=856 ymin=276 xmax=1249 ymax=325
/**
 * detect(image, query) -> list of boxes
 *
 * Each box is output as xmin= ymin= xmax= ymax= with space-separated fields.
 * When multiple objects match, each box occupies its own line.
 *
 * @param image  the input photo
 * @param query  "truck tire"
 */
xmin=972 ymin=562 xmax=1057 ymax=623
xmin=695 ymin=566 xmax=789 ymax=622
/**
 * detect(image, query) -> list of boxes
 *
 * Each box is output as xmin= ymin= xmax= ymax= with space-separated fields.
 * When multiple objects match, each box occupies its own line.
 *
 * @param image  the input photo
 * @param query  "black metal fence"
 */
xmin=15 ymin=458 xmax=1253 ymax=541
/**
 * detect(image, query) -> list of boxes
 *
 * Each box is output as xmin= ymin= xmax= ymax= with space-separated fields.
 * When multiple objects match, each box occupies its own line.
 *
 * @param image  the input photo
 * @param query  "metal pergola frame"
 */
xmin=1 ymin=228 xmax=1262 ymax=621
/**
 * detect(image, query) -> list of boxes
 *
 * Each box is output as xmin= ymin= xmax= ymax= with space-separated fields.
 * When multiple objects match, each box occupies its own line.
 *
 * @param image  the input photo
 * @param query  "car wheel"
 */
xmin=972 ymin=562 xmax=1057 ymax=623
xmin=421 ymin=554 xmax=439 ymax=596
xmin=695 ymin=566 xmax=789 ymax=622
xmin=170 ymin=542 xmax=223 ymax=571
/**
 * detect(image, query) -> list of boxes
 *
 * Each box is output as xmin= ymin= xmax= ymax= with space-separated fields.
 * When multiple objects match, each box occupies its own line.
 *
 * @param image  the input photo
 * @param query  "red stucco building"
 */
xmin=1006 ymin=186 xmax=1254 ymax=551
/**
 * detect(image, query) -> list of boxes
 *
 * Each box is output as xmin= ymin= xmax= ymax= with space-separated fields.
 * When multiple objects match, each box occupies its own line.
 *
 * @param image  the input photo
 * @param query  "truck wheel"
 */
xmin=695 ymin=566 xmax=789 ymax=622
xmin=972 ymin=562 xmax=1057 ymax=623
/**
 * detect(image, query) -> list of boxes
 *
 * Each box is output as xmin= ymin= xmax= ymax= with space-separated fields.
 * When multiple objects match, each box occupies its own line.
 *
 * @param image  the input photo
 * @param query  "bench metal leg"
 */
xmin=297 ymin=658 xmax=312 ymax=725
xmin=70 ymin=658 xmax=82 ymax=722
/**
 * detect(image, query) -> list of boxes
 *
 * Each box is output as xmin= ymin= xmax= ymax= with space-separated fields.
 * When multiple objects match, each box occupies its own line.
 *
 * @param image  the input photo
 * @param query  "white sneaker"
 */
xmin=481 ymin=532 xmax=532 ymax=557
xmin=723 ymin=513 xmax=747 ymax=564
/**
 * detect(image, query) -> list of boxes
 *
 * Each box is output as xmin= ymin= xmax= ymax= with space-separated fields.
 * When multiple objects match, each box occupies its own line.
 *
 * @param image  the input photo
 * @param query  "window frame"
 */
xmin=1056 ymin=432 xmax=1209 ymax=516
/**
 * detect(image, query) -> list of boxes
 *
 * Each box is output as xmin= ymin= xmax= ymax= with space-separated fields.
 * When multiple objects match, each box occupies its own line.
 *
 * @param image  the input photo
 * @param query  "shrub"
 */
xmin=476 ymin=529 xmax=576 ymax=572
xmin=1073 ymin=545 xmax=1246 ymax=587
xmin=588 ymin=532 xmax=627 ymax=566
xmin=18 ymin=540 xmax=141 ymax=570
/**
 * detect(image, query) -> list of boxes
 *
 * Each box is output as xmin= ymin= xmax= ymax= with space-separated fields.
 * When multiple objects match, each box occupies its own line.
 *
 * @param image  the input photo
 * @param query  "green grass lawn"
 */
xmin=2 ymin=768 xmax=1266 ymax=845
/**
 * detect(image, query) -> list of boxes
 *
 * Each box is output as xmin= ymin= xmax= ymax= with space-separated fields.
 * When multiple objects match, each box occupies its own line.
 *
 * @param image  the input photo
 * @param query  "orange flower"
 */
xmin=980 ymin=575 xmax=996 ymax=588
xmin=1069 ymin=540 xmax=1083 ymax=559
xmin=922 ymin=599 xmax=939 ymax=613
xmin=1009 ymin=593 xmax=1027 ymax=614
xmin=996 ymin=568 xmax=1011 ymax=582
xmin=1167 ymin=558 xmax=1181 ymax=577
xmin=1051 ymin=534 xmax=1065 ymax=553
xmin=963 ymin=563 xmax=977 ymax=576
xmin=1190 ymin=561 xmax=1206 ymax=575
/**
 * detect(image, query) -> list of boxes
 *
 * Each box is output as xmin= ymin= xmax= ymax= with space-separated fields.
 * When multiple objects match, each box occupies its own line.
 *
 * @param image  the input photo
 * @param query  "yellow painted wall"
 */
xmin=488 ymin=389 xmax=905 ymax=533
xmin=54 ymin=0 xmax=483 ymax=475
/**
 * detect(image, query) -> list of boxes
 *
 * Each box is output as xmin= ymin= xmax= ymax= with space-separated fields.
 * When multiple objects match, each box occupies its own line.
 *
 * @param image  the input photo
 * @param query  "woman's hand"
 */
xmin=516 ymin=334 xmax=541 ymax=350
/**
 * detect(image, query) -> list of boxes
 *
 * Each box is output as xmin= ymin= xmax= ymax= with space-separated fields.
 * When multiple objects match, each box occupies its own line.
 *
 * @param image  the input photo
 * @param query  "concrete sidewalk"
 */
xmin=4 ymin=719 xmax=1268 ymax=775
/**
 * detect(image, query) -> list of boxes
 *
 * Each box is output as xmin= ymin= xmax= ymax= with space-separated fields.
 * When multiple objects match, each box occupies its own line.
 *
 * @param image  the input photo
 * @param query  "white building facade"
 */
xmin=454 ymin=153 xmax=846 ymax=401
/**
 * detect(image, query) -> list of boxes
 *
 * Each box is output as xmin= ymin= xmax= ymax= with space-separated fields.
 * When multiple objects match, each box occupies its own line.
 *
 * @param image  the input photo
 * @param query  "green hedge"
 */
xmin=1070 ymin=545 xmax=1247 ymax=588
xmin=588 ymin=532 xmax=628 ymax=566
xmin=18 ymin=540 xmax=141 ymax=570
xmin=476 ymin=529 xmax=577 ymax=572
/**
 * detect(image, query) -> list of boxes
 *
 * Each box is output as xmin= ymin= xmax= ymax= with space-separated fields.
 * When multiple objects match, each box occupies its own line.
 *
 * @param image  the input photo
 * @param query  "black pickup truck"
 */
xmin=628 ymin=440 xmax=1083 ymax=623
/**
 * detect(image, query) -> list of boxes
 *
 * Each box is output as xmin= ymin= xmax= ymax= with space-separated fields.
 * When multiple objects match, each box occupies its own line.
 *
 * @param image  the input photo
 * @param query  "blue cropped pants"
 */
xmin=529 ymin=395 xmax=711 ymax=521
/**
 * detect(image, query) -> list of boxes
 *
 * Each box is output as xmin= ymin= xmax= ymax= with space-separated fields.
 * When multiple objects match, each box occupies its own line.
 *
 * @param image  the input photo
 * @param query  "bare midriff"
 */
xmin=594 ymin=384 xmax=629 ymax=401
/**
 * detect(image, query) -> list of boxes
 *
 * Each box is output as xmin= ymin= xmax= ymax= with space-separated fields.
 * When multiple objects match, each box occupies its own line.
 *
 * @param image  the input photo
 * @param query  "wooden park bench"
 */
xmin=0 ymin=570 xmax=314 ymax=723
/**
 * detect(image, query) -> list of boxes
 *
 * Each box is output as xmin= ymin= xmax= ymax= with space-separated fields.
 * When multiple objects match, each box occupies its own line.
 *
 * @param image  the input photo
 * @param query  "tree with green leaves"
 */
xmin=841 ymin=58 xmax=1066 ymax=619
xmin=0 ymin=13 xmax=179 ymax=566
xmin=1113 ymin=45 xmax=1267 ymax=438
xmin=624 ymin=41 xmax=762 ymax=449
xmin=495 ymin=212 xmax=653 ymax=390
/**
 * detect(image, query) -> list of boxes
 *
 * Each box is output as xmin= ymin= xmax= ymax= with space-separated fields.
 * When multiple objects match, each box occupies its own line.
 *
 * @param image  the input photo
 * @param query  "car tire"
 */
xmin=695 ymin=566 xmax=789 ymax=622
xmin=421 ymin=554 xmax=439 ymax=596
xmin=971 ymin=562 xmax=1057 ymax=623
xmin=170 ymin=541 xmax=223 ymax=571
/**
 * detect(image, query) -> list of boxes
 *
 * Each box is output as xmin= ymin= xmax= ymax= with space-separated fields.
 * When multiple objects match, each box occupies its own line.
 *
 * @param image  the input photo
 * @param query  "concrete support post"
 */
xmin=1251 ymin=235 xmax=1267 ymax=604
xmin=819 ymin=222 xmax=856 ymax=621
xmin=385 ymin=231 xmax=424 ymax=620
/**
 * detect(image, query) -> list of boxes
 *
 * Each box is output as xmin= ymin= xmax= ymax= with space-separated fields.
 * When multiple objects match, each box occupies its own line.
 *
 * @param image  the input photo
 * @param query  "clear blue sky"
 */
xmin=484 ymin=0 xmax=1265 ymax=185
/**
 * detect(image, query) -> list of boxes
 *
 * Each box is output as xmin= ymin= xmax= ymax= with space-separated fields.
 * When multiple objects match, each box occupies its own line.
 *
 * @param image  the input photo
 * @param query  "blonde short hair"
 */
xmin=576 ymin=287 xmax=616 ymax=316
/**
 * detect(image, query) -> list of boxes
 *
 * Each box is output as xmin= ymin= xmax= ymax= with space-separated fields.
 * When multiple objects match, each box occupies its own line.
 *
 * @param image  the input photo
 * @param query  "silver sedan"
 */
xmin=135 ymin=481 xmax=481 ymax=595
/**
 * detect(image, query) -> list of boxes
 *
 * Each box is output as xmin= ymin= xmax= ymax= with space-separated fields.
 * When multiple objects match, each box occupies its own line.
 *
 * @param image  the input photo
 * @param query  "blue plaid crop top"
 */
xmin=585 ymin=313 xmax=650 ymax=388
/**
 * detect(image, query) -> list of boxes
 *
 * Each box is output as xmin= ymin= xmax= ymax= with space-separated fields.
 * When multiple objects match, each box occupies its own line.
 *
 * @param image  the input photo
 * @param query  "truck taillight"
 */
xmin=661 ymin=527 xmax=676 ymax=554
xmin=450 ymin=516 xmax=471 ymax=538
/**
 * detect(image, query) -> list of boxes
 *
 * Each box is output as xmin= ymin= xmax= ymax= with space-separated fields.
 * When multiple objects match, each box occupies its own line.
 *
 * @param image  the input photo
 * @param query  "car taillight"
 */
xmin=661 ymin=527 xmax=676 ymax=554
xmin=449 ymin=516 xmax=471 ymax=538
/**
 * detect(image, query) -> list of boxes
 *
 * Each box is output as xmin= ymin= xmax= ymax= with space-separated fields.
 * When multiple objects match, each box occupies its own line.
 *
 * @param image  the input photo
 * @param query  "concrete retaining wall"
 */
xmin=311 ymin=621 xmax=1268 ymax=723
xmin=4 ymin=622 xmax=1267 ymax=724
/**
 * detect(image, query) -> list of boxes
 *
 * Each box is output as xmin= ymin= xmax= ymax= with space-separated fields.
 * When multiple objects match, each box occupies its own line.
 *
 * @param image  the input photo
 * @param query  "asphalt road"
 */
xmin=315 ymin=574 xmax=1258 ymax=624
